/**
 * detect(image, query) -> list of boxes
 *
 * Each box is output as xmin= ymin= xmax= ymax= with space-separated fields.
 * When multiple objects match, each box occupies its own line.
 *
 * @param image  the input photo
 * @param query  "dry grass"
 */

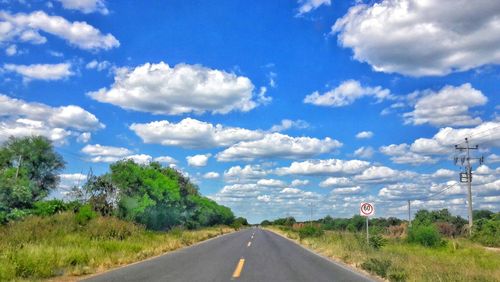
xmin=268 ymin=227 xmax=500 ymax=282
xmin=0 ymin=212 xmax=234 ymax=281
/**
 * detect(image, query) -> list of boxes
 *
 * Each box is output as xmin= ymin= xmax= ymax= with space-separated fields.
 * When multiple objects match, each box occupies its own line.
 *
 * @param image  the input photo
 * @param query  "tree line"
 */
xmin=0 ymin=136 xmax=247 ymax=230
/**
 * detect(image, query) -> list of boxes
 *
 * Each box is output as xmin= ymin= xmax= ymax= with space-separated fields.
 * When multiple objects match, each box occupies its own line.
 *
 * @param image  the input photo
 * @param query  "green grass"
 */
xmin=268 ymin=227 xmax=500 ymax=282
xmin=0 ymin=212 xmax=234 ymax=281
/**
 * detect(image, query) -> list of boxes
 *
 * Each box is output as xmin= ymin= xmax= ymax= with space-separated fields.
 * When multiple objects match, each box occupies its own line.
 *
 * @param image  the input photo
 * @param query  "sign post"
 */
xmin=360 ymin=202 xmax=375 ymax=244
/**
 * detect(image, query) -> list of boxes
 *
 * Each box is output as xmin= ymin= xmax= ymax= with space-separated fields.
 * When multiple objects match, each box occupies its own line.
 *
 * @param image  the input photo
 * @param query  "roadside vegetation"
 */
xmin=0 ymin=136 xmax=247 ymax=281
xmin=264 ymin=211 xmax=500 ymax=282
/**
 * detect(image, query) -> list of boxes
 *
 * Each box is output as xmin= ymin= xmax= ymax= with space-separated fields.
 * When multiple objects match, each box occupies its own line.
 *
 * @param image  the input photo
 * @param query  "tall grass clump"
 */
xmin=407 ymin=225 xmax=444 ymax=248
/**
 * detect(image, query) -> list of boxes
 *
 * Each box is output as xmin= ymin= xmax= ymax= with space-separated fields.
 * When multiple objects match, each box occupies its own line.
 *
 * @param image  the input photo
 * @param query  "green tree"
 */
xmin=0 ymin=136 xmax=65 ymax=201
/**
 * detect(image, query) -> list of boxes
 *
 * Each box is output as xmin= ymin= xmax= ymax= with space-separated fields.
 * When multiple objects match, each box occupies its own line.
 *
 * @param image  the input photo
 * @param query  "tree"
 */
xmin=83 ymin=174 xmax=117 ymax=216
xmin=0 ymin=136 xmax=65 ymax=201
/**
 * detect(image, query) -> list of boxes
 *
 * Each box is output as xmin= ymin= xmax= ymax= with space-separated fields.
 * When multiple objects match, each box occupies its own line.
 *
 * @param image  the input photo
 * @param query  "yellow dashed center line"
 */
xmin=232 ymin=258 xmax=245 ymax=278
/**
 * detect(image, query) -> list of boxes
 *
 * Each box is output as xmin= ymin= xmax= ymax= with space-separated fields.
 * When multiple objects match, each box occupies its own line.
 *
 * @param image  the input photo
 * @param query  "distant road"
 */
xmin=83 ymin=228 xmax=374 ymax=282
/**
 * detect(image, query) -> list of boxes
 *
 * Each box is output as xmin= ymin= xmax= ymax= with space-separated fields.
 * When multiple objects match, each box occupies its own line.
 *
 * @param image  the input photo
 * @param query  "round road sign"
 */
xmin=360 ymin=202 xmax=375 ymax=217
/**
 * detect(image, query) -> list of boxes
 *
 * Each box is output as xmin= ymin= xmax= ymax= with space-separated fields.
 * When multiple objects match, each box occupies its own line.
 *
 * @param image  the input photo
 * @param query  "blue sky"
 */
xmin=1 ymin=0 xmax=499 ymax=223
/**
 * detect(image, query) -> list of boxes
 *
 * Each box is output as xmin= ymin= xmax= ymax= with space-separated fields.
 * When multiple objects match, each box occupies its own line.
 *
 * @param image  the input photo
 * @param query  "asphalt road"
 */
xmin=83 ymin=228 xmax=374 ymax=282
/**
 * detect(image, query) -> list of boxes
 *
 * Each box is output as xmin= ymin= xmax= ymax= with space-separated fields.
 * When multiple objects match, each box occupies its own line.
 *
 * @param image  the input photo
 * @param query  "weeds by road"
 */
xmin=0 ymin=212 xmax=234 ymax=281
xmin=267 ymin=226 xmax=500 ymax=282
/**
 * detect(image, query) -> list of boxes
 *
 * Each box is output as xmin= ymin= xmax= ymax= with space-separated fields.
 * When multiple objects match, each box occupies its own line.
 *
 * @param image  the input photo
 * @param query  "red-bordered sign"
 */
xmin=360 ymin=202 xmax=375 ymax=217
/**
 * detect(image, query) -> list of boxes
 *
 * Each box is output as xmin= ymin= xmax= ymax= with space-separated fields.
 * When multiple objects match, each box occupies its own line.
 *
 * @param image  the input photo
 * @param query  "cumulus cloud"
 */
xmin=379 ymin=143 xmax=438 ymax=165
xmin=57 ymin=0 xmax=109 ymax=14
xmin=304 ymin=80 xmax=392 ymax=107
xmin=203 ymin=172 xmax=220 ymax=179
xmin=354 ymin=166 xmax=416 ymax=183
xmin=89 ymin=62 xmax=268 ymax=115
xmin=291 ymin=179 xmax=309 ymax=187
xmin=356 ymin=131 xmax=373 ymax=139
xmin=0 ymin=10 xmax=119 ymax=50
xmin=257 ymin=179 xmax=286 ymax=187
xmin=154 ymin=156 xmax=178 ymax=164
xmin=0 ymin=94 xmax=103 ymax=144
xmin=130 ymin=118 xmax=263 ymax=149
xmin=319 ymin=177 xmax=354 ymax=188
xmin=81 ymin=144 xmax=132 ymax=163
xmin=3 ymin=63 xmax=73 ymax=81
xmin=224 ymin=164 xmax=269 ymax=183
xmin=353 ymin=146 xmax=374 ymax=159
xmin=86 ymin=60 xmax=111 ymax=71
xmin=275 ymin=158 xmax=370 ymax=176
xmin=125 ymin=154 xmax=152 ymax=165
xmin=404 ymin=84 xmax=488 ymax=127
xmin=269 ymin=119 xmax=309 ymax=132
xmin=186 ymin=154 xmax=211 ymax=167
xmin=216 ymin=133 xmax=342 ymax=161
xmin=76 ymin=132 xmax=91 ymax=143
xmin=58 ymin=173 xmax=87 ymax=190
xmin=296 ymin=0 xmax=331 ymax=16
xmin=332 ymin=0 xmax=500 ymax=76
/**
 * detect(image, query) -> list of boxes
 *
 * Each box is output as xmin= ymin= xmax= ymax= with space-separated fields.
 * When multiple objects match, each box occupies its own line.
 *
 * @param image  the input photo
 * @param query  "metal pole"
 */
xmin=465 ymin=138 xmax=473 ymax=235
xmin=366 ymin=216 xmax=369 ymax=244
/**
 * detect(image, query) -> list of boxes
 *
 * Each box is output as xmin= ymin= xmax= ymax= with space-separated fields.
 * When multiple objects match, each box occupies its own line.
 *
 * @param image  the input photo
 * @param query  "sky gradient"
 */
xmin=1 ymin=0 xmax=499 ymax=223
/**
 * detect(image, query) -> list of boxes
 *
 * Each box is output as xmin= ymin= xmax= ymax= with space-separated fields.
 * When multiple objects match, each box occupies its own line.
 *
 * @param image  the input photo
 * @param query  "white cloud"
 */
xmin=186 ymin=154 xmax=211 ymax=167
xmin=224 ymin=164 xmax=268 ymax=183
xmin=291 ymin=179 xmax=309 ymax=187
xmin=154 ymin=156 xmax=177 ymax=164
xmin=125 ymin=154 xmax=152 ymax=165
xmin=203 ymin=172 xmax=220 ymax=179
xmin=280 ymin=187 xmax=302 ymax=194
xmin=76 ymin=132 xmax=91 ymax=143
xmin=487 ymin=154 xmax=500 ymax=163
xmin=81 ymin=144 xmax=132 ymax=163
xmin=130 ymin=118 xmax=263 ymax=149
xmin=59 ymin=173 xmax=86 ymax=190
xmin=57 ymin=0 xmax=109 ymax=14
xmin=89 ymin=62 xmax=267 ymax=115
xmin=296 ymin=0 xmax=331 ymax=16
xmin=0 ymin=10 xmax=119 ymax=50
xmin=216 ymin=133 xmax=342 ymax=161
xmin=354 ymin=166 xmax=416 ymax=183
xmin=257 ymin=179 xmax=286 ymax=187
xmin=353 ymin=146 xmax=374 ymax=159
xmin=86 ymin=60 xmax=111 ymax=71
xmin=404 ymin=84 xmax=488 ymax=127
xmin=319 ymin=177 xmax=354 ymax=188
xmin=355 ymin=131 xmax=373 ymax=139
xmin=431 ymin=169 xmax=455 ymax=179
xmin=257 ymin=195 xmax=271 ymax=202
xmin=275 ymin=158 xmax=370 ymax=176
xmin=5 ymin=44 xmax=16 ymax=56
xmin=3 ymin=63 xmax=73 ymax=81
xmin=304 ymin=80 xmax=392 ymax=107
xmin=332 ymin=0 xmax=500 ymax=76
xmin=379 ymin=143 xmax=438 ymax=165
xmin=331 ymin=186 xmax=362 ymax=194
xmin=269 ymin=119 xmax=309 ymax=132
xmin=0 ymin=94 xmax=103 ymax=144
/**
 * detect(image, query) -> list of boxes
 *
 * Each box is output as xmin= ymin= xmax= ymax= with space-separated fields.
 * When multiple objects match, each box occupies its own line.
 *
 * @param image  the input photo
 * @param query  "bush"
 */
xmin=407 ymin=225 xmax=444 ymax=247
xmin=361 ymin=258 xmax=392 ymax=278
xmin=369 ymin=234 xmax=387 ymax=249
xmin=472 ymin=216 xmax=499 ymax=247
xmin=33 ymin=200 xmax=67 ymax=216
xmin=75 ymin=204 xmax=97 ymax=225
xmin=298 ymin=225 xmax=324 ymax=239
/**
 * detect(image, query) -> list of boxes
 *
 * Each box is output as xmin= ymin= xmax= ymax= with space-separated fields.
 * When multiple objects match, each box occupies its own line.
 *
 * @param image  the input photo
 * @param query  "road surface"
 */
xmin=83 ymin=228 xmax=374 ymax=282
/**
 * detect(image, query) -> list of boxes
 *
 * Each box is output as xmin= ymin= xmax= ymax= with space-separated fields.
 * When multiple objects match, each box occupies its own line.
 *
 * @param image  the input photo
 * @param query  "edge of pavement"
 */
xmin=263 ymin=228 xmax=383 ymax=282
xmin=49 ymin=227 xmax=245 ymax=282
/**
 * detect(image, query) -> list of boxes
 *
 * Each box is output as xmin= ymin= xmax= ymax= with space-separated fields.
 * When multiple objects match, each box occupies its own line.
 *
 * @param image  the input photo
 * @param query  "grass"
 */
xmin=0 ymin=212 xmax=234 ymax=281
xmin=267 ymin=227 xmax=500 ymax=282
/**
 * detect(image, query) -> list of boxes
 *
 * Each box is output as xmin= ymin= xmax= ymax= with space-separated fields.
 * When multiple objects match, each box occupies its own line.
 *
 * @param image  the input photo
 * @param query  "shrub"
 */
xmin=33 ymin=200 xmax=67 ymax=216
xmin=472 ymin=217 xmax=499 ymax=247
xmin=298 ymin=225 xmax=324 ymax=239
xmin=407 ymin=225 xmax=444 ymax=247
xmin=75 ymin=204 xmax=97 ymax=225
xmin=369 ymin=234 xmax=387 ymax=249
xmin=361 ymin=258 xmax=392 ymax=278
xmin=388 ymin=268 xmax=408 ymax=282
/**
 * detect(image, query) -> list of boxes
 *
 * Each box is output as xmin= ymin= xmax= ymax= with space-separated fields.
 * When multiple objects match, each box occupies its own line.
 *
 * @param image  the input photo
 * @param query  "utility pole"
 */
xmin=308 ymin=202 xmax=314 ymax=226
xmin=455 ymin=138 xmax=483 ymax=235
xmin=408 ymin=200 xmax=411 ymax=227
